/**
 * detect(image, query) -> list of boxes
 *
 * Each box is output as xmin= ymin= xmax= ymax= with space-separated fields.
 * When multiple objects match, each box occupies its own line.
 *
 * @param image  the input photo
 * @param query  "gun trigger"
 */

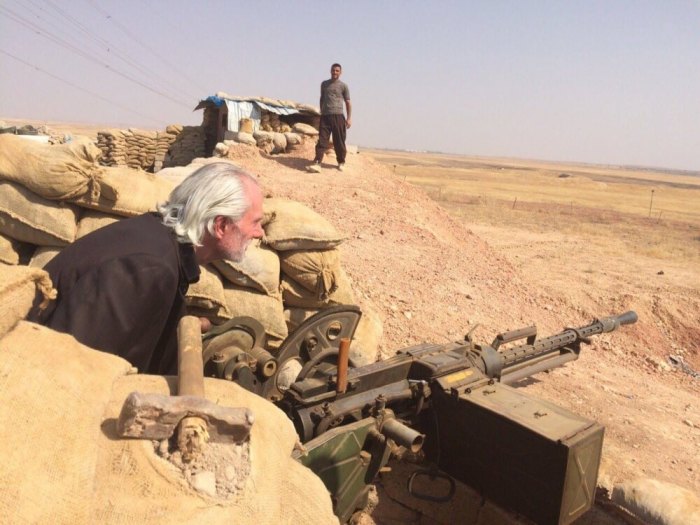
xmin=581 ymin=337 xmax=592 ymax=345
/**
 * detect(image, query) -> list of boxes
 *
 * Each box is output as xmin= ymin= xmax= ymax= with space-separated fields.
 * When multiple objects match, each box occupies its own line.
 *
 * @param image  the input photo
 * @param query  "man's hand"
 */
xmin=199 ymin=316 xmax=212 ymax=334
xmin=346 ymin=117 xmax=352 ymax=129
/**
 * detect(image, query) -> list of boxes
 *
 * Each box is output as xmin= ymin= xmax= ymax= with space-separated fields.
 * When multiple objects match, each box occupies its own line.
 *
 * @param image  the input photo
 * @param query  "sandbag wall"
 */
xmin=97 ymin=125 xmax=206 ymax=172
xmin=0 ymin=136 xmax=377 ymax=363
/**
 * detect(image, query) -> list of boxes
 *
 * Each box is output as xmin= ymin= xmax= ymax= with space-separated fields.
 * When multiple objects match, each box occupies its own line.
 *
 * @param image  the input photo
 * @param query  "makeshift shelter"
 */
xmin=195 ymin=93 xmax=320 ymax=155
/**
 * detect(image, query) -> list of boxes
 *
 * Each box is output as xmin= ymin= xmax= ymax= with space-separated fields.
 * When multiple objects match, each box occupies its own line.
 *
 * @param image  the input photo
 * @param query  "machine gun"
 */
xmin=202 ymin=307 xmax=638 ymax=525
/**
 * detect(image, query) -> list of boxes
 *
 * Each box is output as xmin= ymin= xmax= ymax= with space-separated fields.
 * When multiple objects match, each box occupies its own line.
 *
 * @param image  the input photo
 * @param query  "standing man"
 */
xmin=307 ymin=63 xmax=352 ymax=173
xmin=28 ymin=162 xmax=264 ymax=375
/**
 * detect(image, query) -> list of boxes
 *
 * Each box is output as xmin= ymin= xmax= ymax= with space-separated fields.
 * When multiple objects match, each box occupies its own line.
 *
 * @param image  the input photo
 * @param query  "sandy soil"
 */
xmin=224 ymin=140 xmax=699 ymax=523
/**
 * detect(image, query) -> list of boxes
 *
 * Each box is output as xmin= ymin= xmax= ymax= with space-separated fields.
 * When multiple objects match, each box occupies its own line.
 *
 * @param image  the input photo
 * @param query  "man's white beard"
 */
xmin=223 ymin=232 xmax=251 ymax=262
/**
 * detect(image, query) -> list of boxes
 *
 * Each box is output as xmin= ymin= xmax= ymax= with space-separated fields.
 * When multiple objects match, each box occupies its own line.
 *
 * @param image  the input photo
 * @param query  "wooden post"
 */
xmin=336 ymin=338 xmax=351 ymax=394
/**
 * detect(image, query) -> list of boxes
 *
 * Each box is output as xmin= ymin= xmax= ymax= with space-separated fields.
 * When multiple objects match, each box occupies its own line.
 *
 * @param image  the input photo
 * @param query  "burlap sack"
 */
xmin=292 ymin=123 xmax=319 ymax=136
xmin=212 ymin=241 xmax=280 ymax=296
xmin=223 ymin=283 xmax=288 ymax=343
xmin=239 ymin=118 xmax=254 ymax=134
xmin=0 ymin=181 xmax=79 ymax=246
xmin=0 ymin=265 xmax=56 ymax=338
xmin=0 ymin=134 xmax=114 ymax=201
xmin=0 ymin=232 xmax=21 ymax=264
xmin=76 ymin=210 xmax=121 ymax=239
xmin=280 ymin=249 xmax=341 ymax=301
xmin=234 ymin=132 xmax=257 ymax=146
xmin=71 ymin=166 xmax=175 ymax=218
xmin=281 ymin=268 xmax=355 ymax=309
xmin=284 ymin=306 xmax=319 ymax=333
xmin=185 ymin=265 xmax=231 ymax=318
xmin=262 ymin=198 xmax=345 ymax=251
xmin=350 ymin=304 xmax=382 ymax=366
xmin=28 ymin=246 xmax=61 ymax=268
xmin=0 ymin=322 xmax=337 ymax=524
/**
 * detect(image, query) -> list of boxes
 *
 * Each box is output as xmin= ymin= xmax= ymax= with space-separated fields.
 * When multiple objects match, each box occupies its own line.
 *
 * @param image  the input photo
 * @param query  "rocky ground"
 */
xmin=226 ymin=140 xmax=699 ymax=524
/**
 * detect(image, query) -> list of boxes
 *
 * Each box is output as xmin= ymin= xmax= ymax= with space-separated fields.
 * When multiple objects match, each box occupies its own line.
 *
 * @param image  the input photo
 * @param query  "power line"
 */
xmin=0 ymin=4 xmax=193 ymax=109
xmin=85 ymin=0 xmax=208 ymax=97
xmin=41 ymin=0 xmax=201 ymax=102
xmin=0 ymin=48 xmax=166 ymax=126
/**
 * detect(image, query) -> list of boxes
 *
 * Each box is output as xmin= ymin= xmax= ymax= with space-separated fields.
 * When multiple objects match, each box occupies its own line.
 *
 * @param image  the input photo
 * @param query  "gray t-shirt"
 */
xmin=320 ymin=79 xmax=350 ymax=115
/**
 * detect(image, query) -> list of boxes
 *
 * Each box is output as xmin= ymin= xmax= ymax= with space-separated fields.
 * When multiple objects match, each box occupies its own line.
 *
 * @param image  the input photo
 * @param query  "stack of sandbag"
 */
xmin=123 ymin=128 xmax=158 ymax=170
xmin=0 ymin=321 xmax=338 ymax=524
xmin=0 ymin=135 xmax=112 ymax=257
xmin=0 ymin=138 xmax=381 ymax=363
xmin=264 ymin=198 xmax=381 ymax=364
xmin=155 ymin=126 xmax=181 ymax=171
xmin=165 ymin=125 xmax=207 ymax=167
xmin=96 ymin=125 xmax=207 ymax=172
xmin=0 ymin=135 xmax=178 ymax=269
xmin=96 ymin=129 xmax=128 ymax=166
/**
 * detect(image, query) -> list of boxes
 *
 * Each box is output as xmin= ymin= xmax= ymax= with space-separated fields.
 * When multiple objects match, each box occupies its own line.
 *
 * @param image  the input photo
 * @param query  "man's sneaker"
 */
xmin=306 ymin=163 xmax=322 ymax=173
xmin=337 ymin=163 xmax=345 ymax=172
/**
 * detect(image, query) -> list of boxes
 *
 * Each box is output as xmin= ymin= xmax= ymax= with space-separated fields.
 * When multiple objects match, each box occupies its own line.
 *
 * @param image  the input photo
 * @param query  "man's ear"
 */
xmin=212 ymin=216 xmax=229 ymax=239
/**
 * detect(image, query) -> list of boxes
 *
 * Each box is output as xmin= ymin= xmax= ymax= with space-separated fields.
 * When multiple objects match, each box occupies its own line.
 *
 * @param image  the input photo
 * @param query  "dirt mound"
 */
xmin=222 ymin=140 xmax=699 ymax=521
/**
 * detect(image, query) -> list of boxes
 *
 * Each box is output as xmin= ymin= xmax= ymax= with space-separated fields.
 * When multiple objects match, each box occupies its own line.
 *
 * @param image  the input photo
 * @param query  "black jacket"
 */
xmin=28 ymin=213 xmax=199 ymax=375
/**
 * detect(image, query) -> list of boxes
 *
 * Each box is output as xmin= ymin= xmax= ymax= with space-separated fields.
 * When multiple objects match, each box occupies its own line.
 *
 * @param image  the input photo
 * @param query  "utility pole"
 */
xmin=648 ymin=189 xmax=655 ymax=218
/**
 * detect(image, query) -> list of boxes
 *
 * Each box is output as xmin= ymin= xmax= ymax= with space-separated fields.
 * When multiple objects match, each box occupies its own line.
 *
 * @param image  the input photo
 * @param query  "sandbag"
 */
xmin=0 ymin=266 xmax=56 ymax=338
xmin=0 ymin=134 xmax=114 ymax=201
xmin=0 ymin=322 xmax=337 ymax=524
xmin=28 ymin=246 xmax=61 ymax=268
xmin=272 ymin=133 xmax=287 ymax=154
xmin=284 ymin=306 xmax=319 ymax=333
xmin=235 ymin=132 xmax=257 ymax=146
xmin=612 ymin=478 xmax=700 ymax=525
xmin=292 ymin=123 xmax=319 ymax=136
xmin=239 ymin=118 xmax=253 ymax=134
xmin=280 ymin=248 xmax=341 ymax=301
xmin=71 ymin=166 xmax=175 ymax=218
xmin=281 ymin=268 xmax=355 ymax=309
xmin=222 ymin=283 xmax=288 ymax=343
xmin=185 ymin=265 xmax=231 ymax=319
xmin=0 ymin=181 xmax=79 ymax=246
xmin=76 ymin=210 xmax=121 ymax=239
xmin=263 ymin=198 xmax=345 ymax=251
xmin=350 ymin=304 xmax=382 ymax=366
xmin=0 ymin=232 xmax=21 ymax=264
xmin=212 ymin=241 xmax=280 ymax=296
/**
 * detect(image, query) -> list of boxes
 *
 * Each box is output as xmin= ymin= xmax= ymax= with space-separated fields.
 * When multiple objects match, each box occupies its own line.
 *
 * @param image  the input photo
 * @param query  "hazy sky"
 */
xmin=1 ymin=1 xmax=698 ymax=171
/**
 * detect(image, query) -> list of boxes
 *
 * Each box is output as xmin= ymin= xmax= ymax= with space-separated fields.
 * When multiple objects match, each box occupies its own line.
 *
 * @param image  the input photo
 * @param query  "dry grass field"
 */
xmin=368 ymin=150 xmax=700 ymax=326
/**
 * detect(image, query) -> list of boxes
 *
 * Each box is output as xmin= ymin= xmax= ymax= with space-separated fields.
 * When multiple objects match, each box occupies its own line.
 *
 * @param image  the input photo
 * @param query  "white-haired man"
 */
xmin=28 ymin=162 xmax=264 ymax=375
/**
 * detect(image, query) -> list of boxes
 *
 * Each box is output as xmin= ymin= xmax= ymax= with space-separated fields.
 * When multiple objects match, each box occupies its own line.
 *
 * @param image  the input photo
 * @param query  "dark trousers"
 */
xmin=314 ymin=114 xmax=347 ymax=164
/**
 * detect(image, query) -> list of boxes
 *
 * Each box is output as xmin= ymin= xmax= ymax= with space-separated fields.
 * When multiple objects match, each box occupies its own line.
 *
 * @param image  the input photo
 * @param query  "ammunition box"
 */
xmin=432 ymin=382 xmax=603 ymax=525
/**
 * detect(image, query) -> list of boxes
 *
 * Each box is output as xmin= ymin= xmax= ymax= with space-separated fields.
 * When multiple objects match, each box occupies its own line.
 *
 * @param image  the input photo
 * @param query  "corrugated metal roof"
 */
xmin=253 ymin=100 xmax=299 ymax=115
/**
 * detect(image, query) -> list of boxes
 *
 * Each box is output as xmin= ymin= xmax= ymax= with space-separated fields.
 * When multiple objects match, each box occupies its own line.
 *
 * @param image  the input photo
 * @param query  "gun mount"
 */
xmin=203 ymin=308 xmax=638 ymax=525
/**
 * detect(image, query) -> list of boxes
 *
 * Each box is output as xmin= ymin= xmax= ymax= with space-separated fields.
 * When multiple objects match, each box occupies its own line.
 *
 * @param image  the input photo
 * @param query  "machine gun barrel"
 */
xmin=496 ymin=311 xmax=637 ymax=384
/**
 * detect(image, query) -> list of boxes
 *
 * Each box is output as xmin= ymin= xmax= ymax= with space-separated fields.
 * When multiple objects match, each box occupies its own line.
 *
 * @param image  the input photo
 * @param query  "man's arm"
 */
xmin=345 ymin=99 xmax=352 ymax=128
